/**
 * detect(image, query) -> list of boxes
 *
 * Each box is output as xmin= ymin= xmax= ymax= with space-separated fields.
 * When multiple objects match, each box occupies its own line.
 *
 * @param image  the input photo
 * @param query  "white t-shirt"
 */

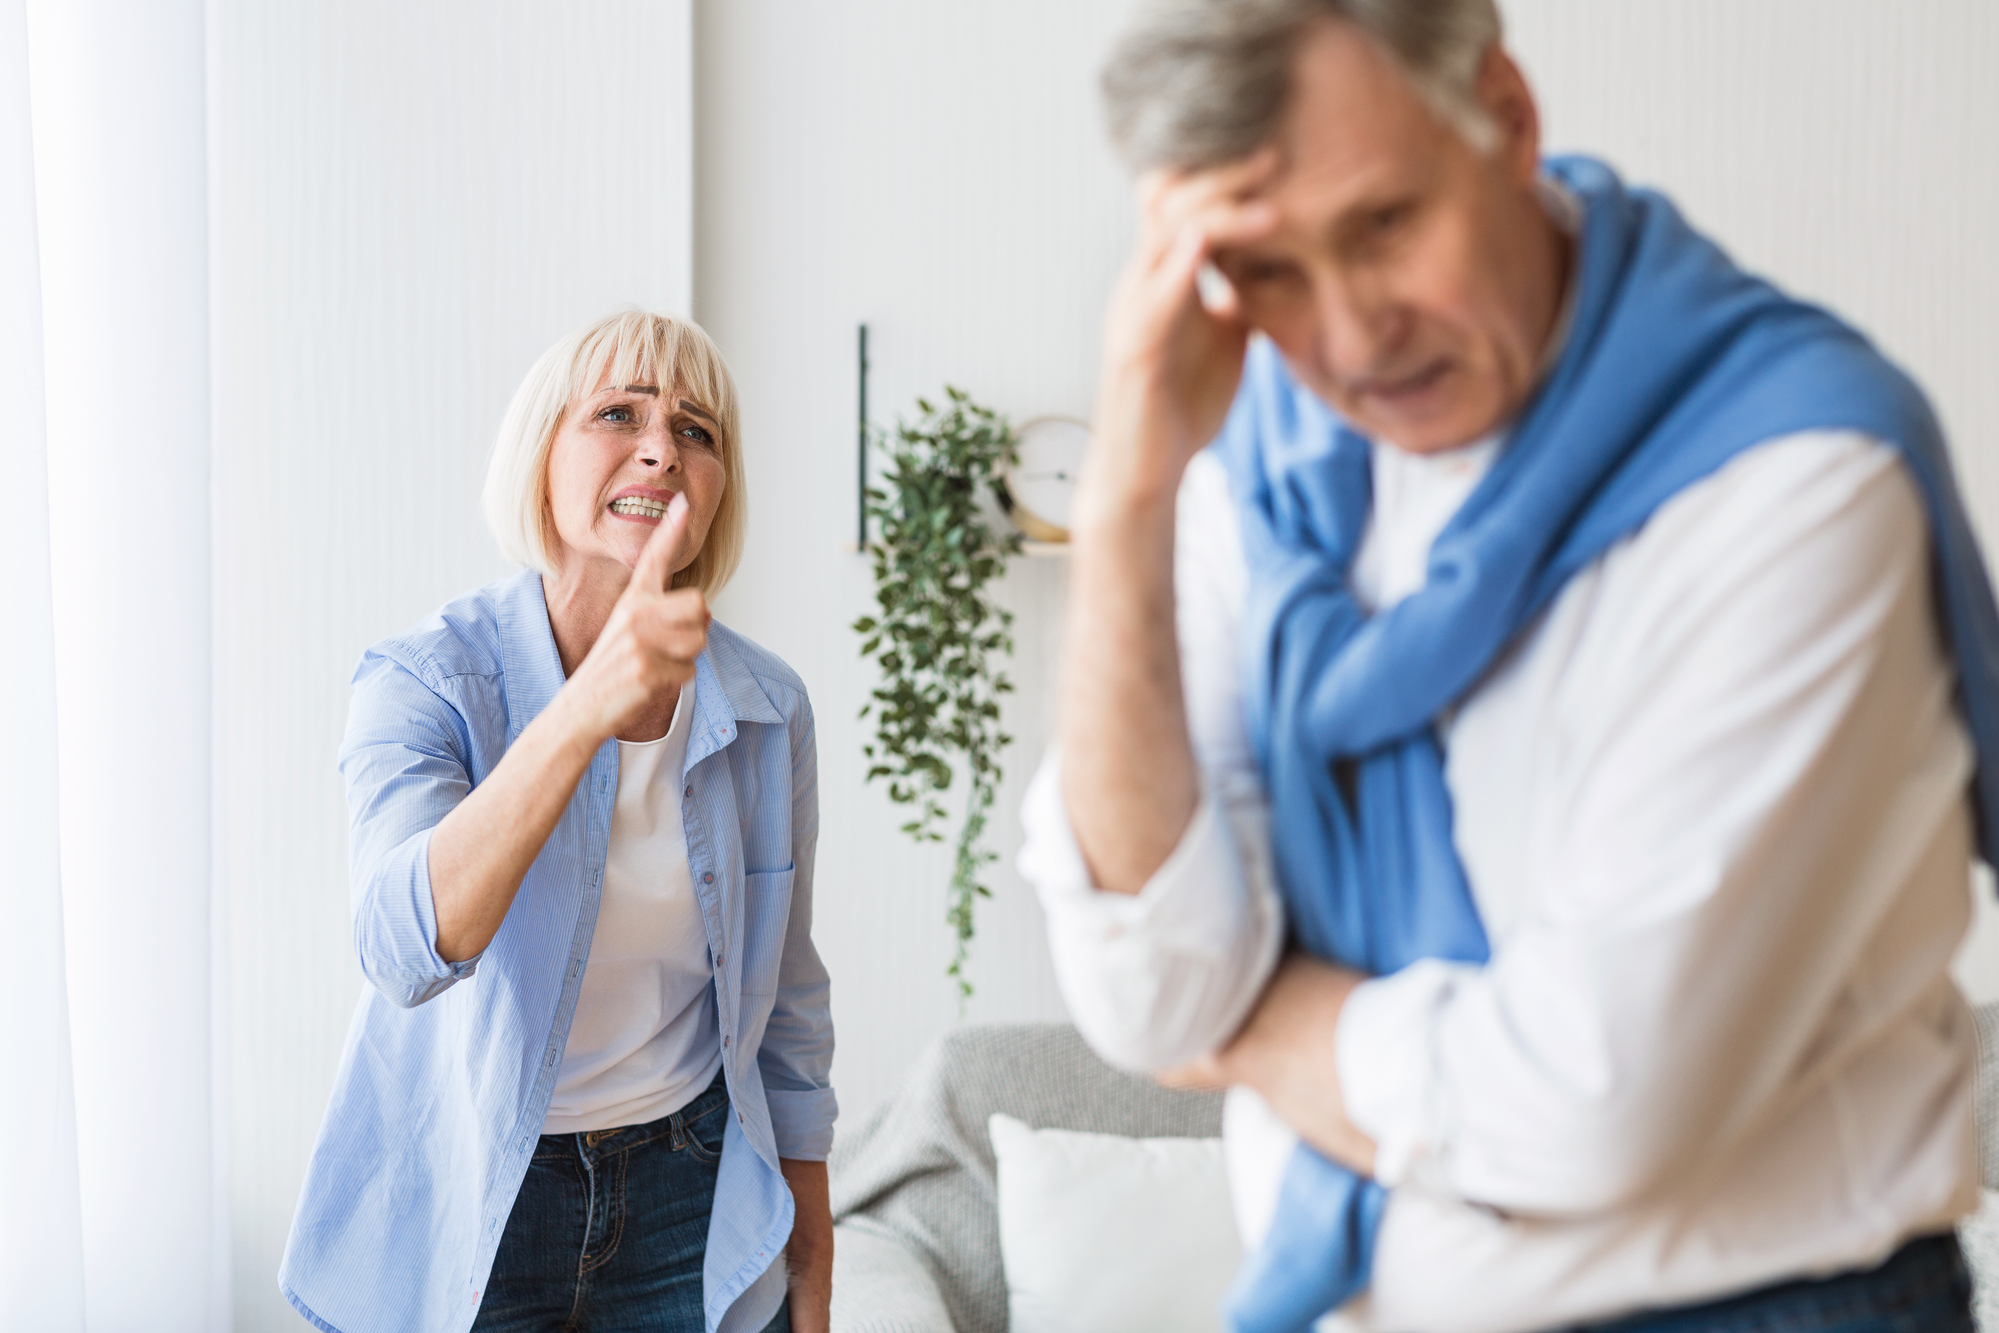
xmin=543 ymin=680 xmax=724 ymax=1134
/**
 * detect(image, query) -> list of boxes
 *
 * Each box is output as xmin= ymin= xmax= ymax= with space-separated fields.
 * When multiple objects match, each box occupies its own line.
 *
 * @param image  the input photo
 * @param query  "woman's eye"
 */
xmin=600 ymin=406 xmax=635 ymax=424
xmin=680 ymin=424 xmax=714 ymax=445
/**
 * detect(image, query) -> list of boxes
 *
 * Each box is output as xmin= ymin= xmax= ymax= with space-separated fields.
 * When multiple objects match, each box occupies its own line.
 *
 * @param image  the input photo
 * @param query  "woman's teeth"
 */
xmin=610 ymin=497 xmax=669 ymax=519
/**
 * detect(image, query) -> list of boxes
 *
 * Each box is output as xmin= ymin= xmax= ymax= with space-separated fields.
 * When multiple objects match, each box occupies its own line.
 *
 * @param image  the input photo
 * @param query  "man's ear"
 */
xmin=1476 ymin=45 xmax=1542 ymax=185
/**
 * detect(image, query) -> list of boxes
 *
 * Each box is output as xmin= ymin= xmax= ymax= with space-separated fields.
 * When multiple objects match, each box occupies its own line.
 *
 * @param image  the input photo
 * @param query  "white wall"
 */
xmin=692 ymin=0 xmax=1999 ymax=1128
xmin=693 ymin=0 xmax=1142 ymax=1124
xmin=206 ymin=4 xmax=690 ymax=1326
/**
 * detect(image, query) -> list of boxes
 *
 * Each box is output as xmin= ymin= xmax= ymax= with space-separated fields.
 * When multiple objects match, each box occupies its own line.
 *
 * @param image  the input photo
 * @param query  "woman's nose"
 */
xmin=636 ymin=422 xmax=679 ymax=472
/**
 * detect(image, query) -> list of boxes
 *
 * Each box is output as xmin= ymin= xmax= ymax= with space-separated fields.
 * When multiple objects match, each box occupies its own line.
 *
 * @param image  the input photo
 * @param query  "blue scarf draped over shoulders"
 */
xmin=1212 ymin=155 xmax=1999 ymax=1332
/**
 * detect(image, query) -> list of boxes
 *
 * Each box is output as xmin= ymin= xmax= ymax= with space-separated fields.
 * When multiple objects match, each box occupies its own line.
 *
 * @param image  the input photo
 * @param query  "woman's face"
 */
xmin=544 ymin=371 xmax=727 ymax=589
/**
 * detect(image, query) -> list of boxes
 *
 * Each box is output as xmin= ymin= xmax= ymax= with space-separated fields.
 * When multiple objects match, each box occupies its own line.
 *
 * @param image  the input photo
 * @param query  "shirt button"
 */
xmin=703 ymin=872 xmax=714 ymax=884
xmin=684 ymin=785 xmax=693 ymax=798
xmin=716 ymin=953 xmax=724 ymax=967
xmin=723 ymin=1035 xmax=731 ymax=1047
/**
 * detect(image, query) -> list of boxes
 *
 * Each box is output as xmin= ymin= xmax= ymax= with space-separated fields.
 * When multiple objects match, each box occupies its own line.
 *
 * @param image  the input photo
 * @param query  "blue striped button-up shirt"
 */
xmin=280 ymin=569 xmax=834 ymax=1333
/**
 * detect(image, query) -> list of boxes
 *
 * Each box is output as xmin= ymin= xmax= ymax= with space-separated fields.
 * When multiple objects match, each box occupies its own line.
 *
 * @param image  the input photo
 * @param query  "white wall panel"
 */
xmin=206 ymin=4 xmax=690 ymax=1325
xmin=694 ymin=0 xmax=1142 ymax=1125
xmin=693 ymin=0 xmax=1999 ymax=1123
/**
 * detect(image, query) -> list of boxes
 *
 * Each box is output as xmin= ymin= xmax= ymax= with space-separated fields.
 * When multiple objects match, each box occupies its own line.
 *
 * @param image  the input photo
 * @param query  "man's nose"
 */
xmin=1312 ymin=271 xmax=1407 ymax=380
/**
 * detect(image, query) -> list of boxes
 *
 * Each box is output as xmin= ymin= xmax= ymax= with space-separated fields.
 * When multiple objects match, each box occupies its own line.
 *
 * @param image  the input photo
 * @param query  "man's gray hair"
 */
xmin=1103 ymin=0 xmax=1504 ymax=172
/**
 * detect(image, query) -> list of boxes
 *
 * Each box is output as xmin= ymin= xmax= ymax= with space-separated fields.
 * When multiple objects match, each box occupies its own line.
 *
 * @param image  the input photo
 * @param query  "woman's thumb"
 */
xmin=633 ymin=492 xmax=691 ymax=592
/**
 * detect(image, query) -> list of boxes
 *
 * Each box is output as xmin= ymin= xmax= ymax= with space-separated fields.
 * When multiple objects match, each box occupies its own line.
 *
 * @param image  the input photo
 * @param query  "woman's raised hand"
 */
xmin=428 ymin=499 xmax=707 ymax=962
xmin=566 ymin=494 xmax=710 ymax=742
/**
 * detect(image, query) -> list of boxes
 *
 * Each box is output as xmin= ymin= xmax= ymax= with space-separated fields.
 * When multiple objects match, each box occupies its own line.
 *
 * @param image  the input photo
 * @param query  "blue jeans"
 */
xmin=1563 ymin=1232 xmax=1972 ymax=1332
xmin=473 ymin=1073 xmax=788 ymax=1333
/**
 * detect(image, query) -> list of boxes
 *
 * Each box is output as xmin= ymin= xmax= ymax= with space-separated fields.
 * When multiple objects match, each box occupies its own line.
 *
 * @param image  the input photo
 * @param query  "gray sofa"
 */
xmin=831 ymin=1011 xmax=1999 ymax=1333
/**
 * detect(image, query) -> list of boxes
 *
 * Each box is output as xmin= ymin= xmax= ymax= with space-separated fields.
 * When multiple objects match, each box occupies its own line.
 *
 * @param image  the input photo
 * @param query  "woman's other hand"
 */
xmin=778 ymin=1158 xmax=833 ymax=1333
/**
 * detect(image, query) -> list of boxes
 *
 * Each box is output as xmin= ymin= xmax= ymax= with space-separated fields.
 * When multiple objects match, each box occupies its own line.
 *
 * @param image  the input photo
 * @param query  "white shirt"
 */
xmin=1019 ymin=432 xmax=1981 ymax=1332
xmin=544 ymin=680 xmax=724 ymax=1134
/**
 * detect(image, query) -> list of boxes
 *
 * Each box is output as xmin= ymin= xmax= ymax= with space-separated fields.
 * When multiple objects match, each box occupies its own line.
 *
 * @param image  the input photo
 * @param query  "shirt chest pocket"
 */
xmin=738 ymin=866 xmax=795 ymax=996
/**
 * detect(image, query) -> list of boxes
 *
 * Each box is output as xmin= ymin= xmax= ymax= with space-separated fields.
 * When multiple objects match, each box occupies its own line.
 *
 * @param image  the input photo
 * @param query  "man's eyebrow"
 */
xmin=676 ymin=399 xmax=718 ymax=425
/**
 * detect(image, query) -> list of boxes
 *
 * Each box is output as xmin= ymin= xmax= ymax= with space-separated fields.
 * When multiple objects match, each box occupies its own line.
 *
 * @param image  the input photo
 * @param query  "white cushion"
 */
xmin=990 ymin=1112 xmax=1244 ymax=1333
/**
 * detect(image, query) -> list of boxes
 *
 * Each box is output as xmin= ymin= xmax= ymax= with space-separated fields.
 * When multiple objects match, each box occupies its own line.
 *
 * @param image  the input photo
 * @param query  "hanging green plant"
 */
xmin=853 ymin=387 xmax=1022 ymax=996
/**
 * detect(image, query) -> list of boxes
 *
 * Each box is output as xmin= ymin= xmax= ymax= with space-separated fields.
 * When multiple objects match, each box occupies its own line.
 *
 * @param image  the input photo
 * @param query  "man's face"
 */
xmin=1209 ymin=22 xmax=1567 ymax=454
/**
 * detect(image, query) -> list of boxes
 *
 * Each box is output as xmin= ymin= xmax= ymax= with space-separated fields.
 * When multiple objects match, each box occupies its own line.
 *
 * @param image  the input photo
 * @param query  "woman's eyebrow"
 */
xmin=676 ymin=399 xmax=717 ymax=425
xmin=609 ymin=384 xmax=660 ymax=396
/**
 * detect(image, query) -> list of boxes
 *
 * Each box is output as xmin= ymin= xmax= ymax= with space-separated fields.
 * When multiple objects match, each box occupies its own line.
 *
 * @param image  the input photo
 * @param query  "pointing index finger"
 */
xmin=631 ymin=492 xmax=690 ymax=594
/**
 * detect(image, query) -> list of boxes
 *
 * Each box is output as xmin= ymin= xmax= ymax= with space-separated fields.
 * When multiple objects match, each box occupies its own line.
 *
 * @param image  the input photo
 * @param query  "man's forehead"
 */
xmin=1261 ymin=20 xmax=1455 ymax=206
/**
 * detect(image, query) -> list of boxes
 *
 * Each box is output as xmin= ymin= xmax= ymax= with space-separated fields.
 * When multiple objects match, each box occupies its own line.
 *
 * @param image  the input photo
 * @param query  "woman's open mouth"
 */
xmin=608 ymin=495 xmax=671 ymax=522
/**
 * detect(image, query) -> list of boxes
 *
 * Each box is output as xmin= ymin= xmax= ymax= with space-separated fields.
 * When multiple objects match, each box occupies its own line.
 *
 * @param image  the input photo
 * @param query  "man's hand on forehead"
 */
xmin=1136 ymin=148 xmax=1284 ymax=323
xmin=1142 ymin=145 xmax=1284 ymax=231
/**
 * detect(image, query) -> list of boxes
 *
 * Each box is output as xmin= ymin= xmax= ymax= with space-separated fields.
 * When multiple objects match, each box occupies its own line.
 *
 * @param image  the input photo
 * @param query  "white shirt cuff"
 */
xmin=1335 ymin=958 xmax=1476 ymax=1188
xmin=1020 ymin=750 xmax=1282 ymax=1070
xmin=1021 ymin=752 xmax=1248 ymax=956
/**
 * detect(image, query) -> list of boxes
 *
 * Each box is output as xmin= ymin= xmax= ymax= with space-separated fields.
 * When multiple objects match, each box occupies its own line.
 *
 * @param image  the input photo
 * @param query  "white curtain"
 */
xmin=2 ymin=0 xmax=227 ymax=1328
xmin=5 ymin=1 xmax=692 ymax=1324
xmin=0 ymin=0 xmax=85 ymax=1325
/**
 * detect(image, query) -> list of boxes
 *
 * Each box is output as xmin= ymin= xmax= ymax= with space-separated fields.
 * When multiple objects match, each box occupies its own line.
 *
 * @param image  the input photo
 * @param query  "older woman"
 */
xmin=281 ymin=311 xmax=833 ymax=1333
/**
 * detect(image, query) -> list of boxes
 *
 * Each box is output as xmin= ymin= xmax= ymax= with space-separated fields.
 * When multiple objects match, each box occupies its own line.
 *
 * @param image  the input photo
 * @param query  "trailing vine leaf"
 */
xmin=854 ymin=387 xmax=1021 ymax=998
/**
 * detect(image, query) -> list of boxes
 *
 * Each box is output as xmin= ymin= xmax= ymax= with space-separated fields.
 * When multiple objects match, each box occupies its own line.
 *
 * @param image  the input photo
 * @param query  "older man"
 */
xmin=1019 ymin=2 xmax=1999 ymax=1331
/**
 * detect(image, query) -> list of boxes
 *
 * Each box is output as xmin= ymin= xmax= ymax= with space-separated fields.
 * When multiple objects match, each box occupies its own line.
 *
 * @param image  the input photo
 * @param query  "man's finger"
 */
xmin=1137 ymin=194 xmax=1277 ymax=292
xmin=630 ymin=491 xmax=690 ymax=594
xmin=1147 ymin=144 xmax=1284 ymax=225
xmin=1145 ymin=210 xmax=1260 ymax=325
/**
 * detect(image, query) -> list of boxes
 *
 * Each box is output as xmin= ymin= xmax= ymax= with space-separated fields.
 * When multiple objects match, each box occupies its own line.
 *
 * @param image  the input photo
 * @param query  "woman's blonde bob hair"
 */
xmin=484 ymin=310 xmax=746 ymax=597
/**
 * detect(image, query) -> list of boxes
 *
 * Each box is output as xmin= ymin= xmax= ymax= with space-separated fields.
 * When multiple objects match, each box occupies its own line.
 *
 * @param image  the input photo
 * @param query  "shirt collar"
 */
xmin=686 ymin=623 xmax=784 ymax=772
xmin=498 ymin=569 xmax=566 ymax=740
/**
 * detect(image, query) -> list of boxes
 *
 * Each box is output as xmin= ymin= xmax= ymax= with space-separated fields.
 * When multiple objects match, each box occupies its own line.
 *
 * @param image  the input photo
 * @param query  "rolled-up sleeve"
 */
xmin=1022 ymin=755 xmax=1283 ymax=1070
xmin=1019 ymin=451 xmax=1284 ymax=1072
xmin=757 ymin=701 xmax=837 ymax=1160
xmin=338 ymin=647 xmax=483 ymax=1009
